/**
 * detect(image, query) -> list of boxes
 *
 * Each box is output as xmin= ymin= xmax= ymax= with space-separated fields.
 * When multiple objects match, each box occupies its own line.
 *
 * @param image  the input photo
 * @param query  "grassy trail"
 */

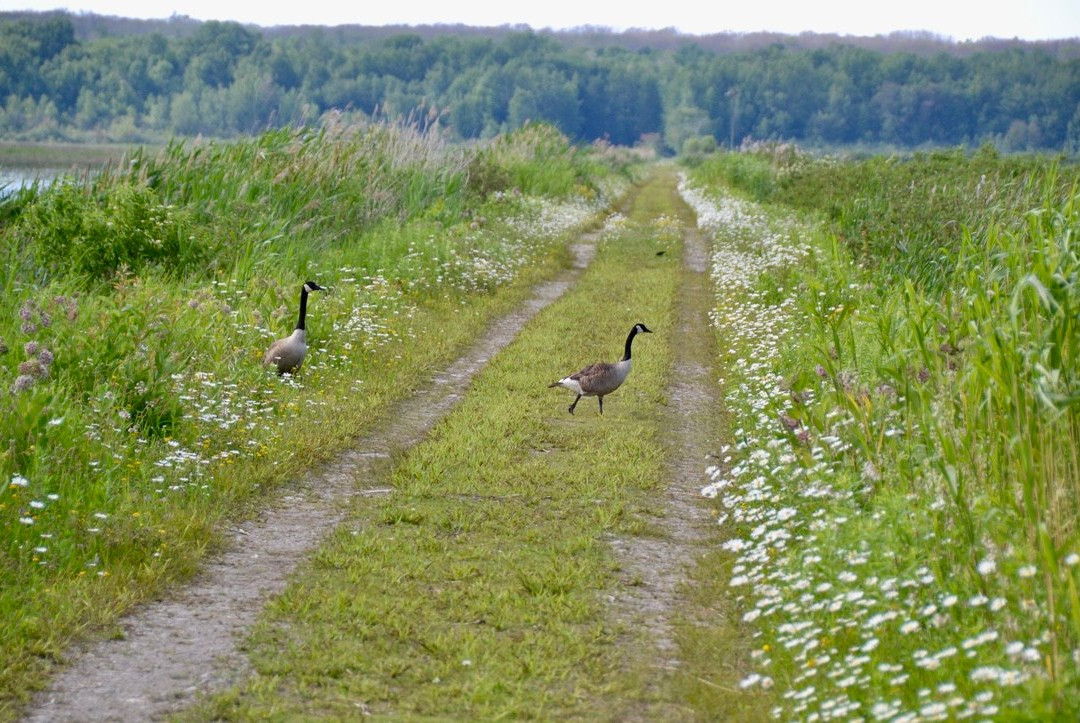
xmin=178 ymin=165 xmax=750 ymax=719
xmin=27 ymin=165 xmax=753 ymax=719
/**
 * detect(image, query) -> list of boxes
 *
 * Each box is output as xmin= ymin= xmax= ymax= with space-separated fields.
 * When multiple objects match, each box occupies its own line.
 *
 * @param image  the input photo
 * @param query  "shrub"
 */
xmin=11 ymin=180 xmax=200 ymax=284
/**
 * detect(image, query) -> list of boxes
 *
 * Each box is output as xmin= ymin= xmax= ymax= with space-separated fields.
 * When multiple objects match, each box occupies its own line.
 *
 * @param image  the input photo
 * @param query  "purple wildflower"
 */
xmin=18 ymin=360 xmax=48 ymax=378
xmin=54 ymin=295 xmax=78 ymax=321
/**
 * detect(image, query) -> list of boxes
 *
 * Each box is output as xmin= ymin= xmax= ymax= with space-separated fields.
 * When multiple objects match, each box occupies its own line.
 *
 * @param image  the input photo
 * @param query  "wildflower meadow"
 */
xmin=683 ymin=148 xmax=1080 ymax=719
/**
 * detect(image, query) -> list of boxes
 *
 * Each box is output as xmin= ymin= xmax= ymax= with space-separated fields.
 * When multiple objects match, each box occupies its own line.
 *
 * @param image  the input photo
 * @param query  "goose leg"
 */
xmin=598 ymin=395 xmax=604 ymax=415
xmin=568 ymin=394 xmax=582 ymax=414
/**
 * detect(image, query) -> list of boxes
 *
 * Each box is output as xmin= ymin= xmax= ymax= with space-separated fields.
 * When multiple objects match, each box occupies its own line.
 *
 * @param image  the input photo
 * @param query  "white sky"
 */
xmin=7 ymin=0 xmax=1080 ymax=41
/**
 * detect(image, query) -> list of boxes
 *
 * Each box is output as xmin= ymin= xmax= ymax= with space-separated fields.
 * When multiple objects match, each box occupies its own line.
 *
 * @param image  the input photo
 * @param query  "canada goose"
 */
xmin=548 ymin=323 xmax=652 ymax=415
xmin=263 ymin=280 xmax=325 ymax=375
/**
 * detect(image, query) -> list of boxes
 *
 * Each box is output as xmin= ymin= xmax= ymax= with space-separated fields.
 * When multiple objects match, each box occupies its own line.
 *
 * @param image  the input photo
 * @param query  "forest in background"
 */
xmin=1 ymin=10 xmax=1079 ymax=153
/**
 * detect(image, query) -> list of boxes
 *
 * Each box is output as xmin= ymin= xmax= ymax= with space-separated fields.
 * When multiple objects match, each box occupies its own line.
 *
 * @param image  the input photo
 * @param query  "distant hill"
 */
xmin=1 ymin=10 xmax=1078 ymax=152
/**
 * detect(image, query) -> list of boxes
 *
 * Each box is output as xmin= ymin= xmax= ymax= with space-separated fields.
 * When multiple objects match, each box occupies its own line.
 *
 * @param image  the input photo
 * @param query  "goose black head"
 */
xmin=303 ymin=280 xmax=325 ymax=293
xmin=633 ymin=323 xmax=653 ymax=334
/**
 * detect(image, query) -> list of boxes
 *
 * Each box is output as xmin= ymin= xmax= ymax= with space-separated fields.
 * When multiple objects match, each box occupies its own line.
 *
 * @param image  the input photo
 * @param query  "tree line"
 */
xmin=1 ymin=11 xmax=1079 ymax=153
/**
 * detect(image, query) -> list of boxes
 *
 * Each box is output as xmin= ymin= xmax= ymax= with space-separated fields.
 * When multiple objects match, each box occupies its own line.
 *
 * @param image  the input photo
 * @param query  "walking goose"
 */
xmin=263 ymin=280 xmax=325 ymax=375
xmin=548 ymin=323 xmax=652 ymax=415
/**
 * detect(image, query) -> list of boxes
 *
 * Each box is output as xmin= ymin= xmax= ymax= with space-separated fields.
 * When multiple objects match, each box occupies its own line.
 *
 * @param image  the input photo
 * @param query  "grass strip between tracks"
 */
xmin=186 ymin=182 xmax=684 ymax=719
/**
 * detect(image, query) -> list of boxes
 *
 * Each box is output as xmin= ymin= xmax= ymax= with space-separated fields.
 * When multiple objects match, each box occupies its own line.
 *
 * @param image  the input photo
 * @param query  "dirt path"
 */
xmin=608 ymin=169 xmax=723 ymax=718
xmin=24 ymin=241 xmax=600 ymax=723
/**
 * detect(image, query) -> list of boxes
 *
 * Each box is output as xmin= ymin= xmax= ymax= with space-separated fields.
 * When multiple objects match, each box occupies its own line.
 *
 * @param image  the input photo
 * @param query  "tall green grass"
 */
xmin=685 ymin=148 xmax=1080 ymax=718
xmin=698 ymin=144 xmax=1079 ymax=292
xmin=0 ymin=121 xmax=622 ymax=715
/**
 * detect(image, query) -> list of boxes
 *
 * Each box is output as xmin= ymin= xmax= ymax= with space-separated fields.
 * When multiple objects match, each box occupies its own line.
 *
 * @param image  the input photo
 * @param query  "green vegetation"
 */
xmin=1 ymin=11 xmax=1079 ymax=152
xmin=683 ymin=148 xmax=1080 ymax=718
xmin=182 ymin=169 xmax=685 ymax=720
xmin=0 ymin=121 xmax=624 ymax=715
xmin=5 ymin=102 xmax=1080 ymax=718
xmin=693 ymin=143 xmax=1080 ymax=290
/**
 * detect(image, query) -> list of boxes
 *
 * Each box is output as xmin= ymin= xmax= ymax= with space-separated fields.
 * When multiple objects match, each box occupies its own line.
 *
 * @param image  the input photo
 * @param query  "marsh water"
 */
xmin=0 ymin=141 xmax=142 ymax=197
xmin=0 ymin=166 xmax=65 ymax=195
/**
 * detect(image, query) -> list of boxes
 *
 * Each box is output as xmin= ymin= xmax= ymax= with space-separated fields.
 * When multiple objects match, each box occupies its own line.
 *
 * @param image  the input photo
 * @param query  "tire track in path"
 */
xmin=24 ymin=239 xmax=600 ymax=723
xmin=608 ymin=169 xmax=724 ymax=719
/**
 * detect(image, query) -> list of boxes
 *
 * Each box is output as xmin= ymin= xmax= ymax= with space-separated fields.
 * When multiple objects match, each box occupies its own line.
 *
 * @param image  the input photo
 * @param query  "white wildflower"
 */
xmin=739 ymin=673 xmax=763 ymax=689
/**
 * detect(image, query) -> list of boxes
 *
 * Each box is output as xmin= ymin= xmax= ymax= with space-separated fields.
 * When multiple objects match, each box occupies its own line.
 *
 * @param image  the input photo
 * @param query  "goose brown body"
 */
xmin=264 ymin=281 xmax=324 ymax=375
xmin=263 ymin=329 xmax=308 ymax=375
xmin=549 ymin=323 xmax=652 ymax=414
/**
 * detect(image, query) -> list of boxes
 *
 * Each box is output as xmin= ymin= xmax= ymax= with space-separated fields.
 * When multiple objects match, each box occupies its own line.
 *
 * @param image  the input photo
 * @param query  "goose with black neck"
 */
xmin=263 ymin=280 xmax=325 ymax=375
xmin=548 ymin=323 xmax=652 ymax=415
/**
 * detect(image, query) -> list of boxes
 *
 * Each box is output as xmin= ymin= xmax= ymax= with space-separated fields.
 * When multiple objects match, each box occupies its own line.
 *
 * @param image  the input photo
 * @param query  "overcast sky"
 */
xmin=8 ymin=0 xmax=1080 ymax=41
